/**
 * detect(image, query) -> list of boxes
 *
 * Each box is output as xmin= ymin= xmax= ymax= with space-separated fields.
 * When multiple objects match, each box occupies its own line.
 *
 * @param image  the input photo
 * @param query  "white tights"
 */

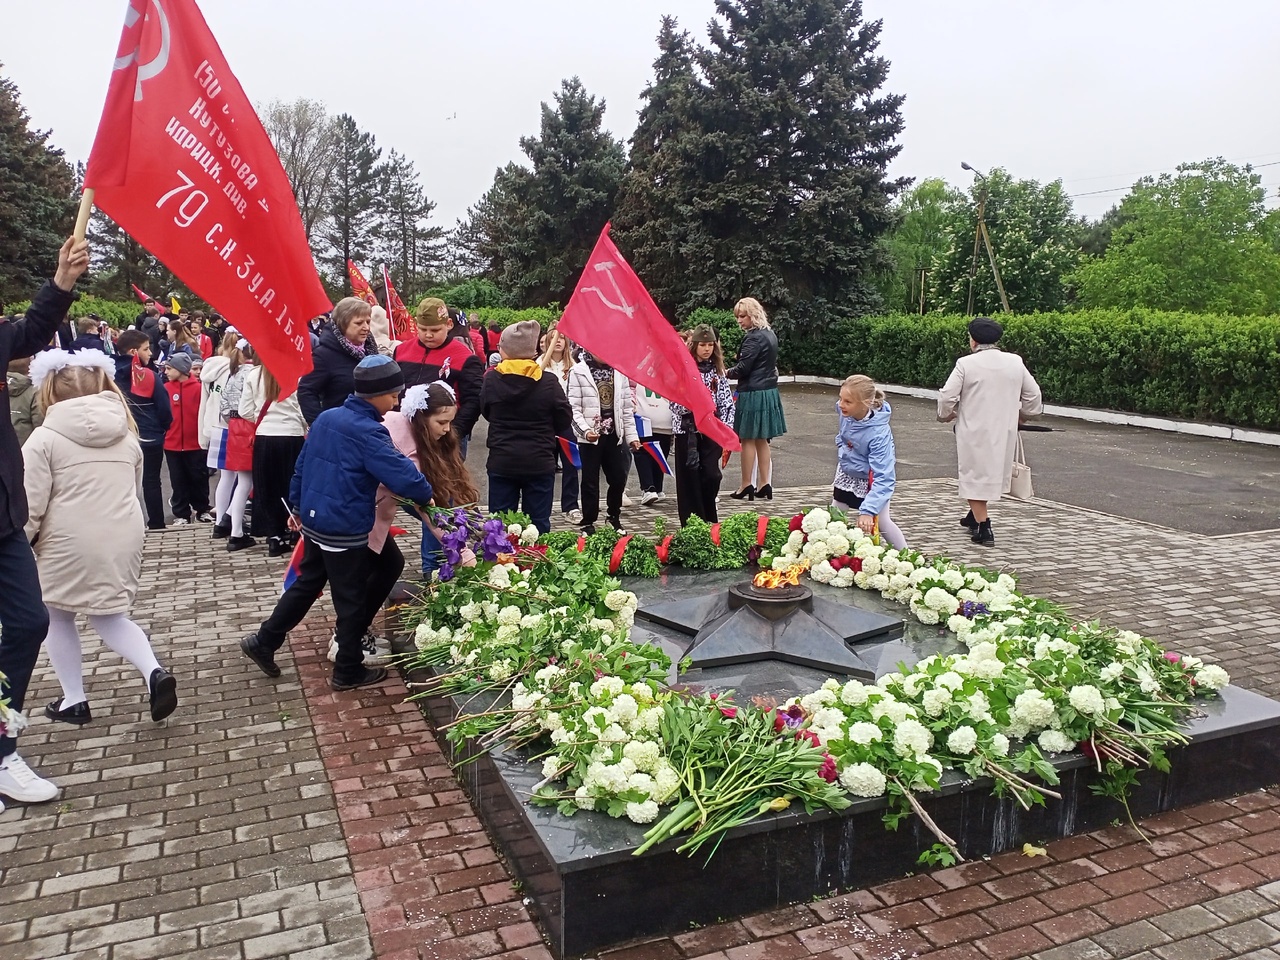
xmin=833 ymin=500 xmax=909 ymax=551
xmin=44 ymin=606 xmax=162 ymax=708
xmin=215 ymin=469 xmax=253 ymax=536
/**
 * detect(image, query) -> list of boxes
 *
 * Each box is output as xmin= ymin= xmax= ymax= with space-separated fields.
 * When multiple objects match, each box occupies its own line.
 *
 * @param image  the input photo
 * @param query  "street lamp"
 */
xmin=961 ymin=162 xmax=1011 ymax=315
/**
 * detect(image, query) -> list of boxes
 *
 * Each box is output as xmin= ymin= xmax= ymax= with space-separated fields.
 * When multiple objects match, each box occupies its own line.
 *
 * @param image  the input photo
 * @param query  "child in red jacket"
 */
xmin=163 ymin=353 xmax=212 ymax=524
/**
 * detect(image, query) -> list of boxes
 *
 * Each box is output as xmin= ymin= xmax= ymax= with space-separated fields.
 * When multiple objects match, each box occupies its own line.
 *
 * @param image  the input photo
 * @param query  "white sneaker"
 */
xmin=566 ymin=508 xmax=583 ymax=524
xmin=639 ymin=491 xmax=659 ymax=506
xmin=0 ymin=754 xmax=59 ymax=803
xmin=172 ymin=517 xmax=190 ymax=526
xmin=327 ymin=631 xmax=392 ymax=666
xmin=654 ymin=491 xmax=667 ymax=502
xmin=622 ymin=494 xmax=633 ymax=507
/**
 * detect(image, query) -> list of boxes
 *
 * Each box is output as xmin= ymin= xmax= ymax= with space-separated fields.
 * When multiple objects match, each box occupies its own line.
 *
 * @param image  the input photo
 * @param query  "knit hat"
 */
xmin=968 ymin=317 xmax=1003 ymax=344
xmin=166 ymin=353 xmax=193 ymax=376
xmin=499 ymin=320 xmax=541 ymax=360
xmin=353 ymin=354 xmax=404 ymax=398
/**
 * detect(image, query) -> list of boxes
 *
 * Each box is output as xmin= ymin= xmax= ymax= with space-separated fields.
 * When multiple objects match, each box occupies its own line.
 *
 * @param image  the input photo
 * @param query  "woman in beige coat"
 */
xmin=937 ymin=318 xmax=1042 ymax=546
xmin=23 ymin=351 xmax=178 ymax=726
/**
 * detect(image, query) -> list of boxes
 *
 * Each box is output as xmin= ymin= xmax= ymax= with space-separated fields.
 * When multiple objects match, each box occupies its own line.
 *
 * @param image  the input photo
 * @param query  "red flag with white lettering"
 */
xmin=558 ymin=224 xmax=740 ymax=451
xmin=83 ymin=0 xmax=329 ymax=396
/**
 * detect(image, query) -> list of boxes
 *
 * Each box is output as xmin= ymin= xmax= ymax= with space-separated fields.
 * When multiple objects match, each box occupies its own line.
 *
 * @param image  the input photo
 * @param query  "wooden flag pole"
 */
xmin=73 ymin=189 xmax=96 ymax=242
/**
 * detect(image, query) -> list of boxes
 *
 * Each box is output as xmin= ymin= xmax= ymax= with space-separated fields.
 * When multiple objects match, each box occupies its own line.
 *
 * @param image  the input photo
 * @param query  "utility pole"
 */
xmin=961 ymin=162 xmax=1011 ymax=315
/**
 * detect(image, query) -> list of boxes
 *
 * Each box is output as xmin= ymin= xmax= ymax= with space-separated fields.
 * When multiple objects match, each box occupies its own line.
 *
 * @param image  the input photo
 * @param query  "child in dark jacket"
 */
xmin=672 ymin=325 xmax=736 ymax=525
xmin=241 ymin=356 xmax=436 ymax=692
xmin=162 ymin=352 xmax=211 ymax=524
xmin=480 ymin=320 xmax=573 ymax=535
xmin=114 ymin=329 xmax=172 ymax=529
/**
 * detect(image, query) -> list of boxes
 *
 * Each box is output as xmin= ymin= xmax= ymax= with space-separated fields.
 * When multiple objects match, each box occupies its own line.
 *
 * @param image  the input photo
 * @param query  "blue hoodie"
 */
xmin=835 ymin=399 xmax=897 ymax=517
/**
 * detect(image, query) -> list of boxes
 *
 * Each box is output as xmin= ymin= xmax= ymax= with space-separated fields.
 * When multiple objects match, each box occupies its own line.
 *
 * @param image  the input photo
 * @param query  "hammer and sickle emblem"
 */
xmin=581 ymin=261 xmax=635 ymax=318
xmin=113 ymin=0 xmax=172 ymax=102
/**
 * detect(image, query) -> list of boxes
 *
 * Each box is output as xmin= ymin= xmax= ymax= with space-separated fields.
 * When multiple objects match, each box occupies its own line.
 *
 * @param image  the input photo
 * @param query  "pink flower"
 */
xmin=1163 ymin=652 xmax=1182 ymax=663
xmin=719 ymin=707 xmax=738 ymax=719
xmin=818 ymin=754 xmax=838 ymax=783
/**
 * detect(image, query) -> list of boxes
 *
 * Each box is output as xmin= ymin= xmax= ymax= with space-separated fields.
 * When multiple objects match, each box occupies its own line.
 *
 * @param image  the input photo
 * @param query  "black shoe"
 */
xmin=756 ymin=484 xmax=773 ymax=500
xmin=241 ymin=635 xmax=281 ymax=678
xmin=580 ymin=524 xmax=597 ymax=537
xmin=226 ymin=535 xmax=257 ymax=552
xmin=148 ymin=667 xmax=178 ymax=722
xmin=607 ymin=517 xmax=626 ymax=535
xmin=211 ymin=520 xmax=231 ymax=540
xmin=45 ymin=698 xmax=92 ymax=725
xmin=729 ymin=485 xmax=756 ymax=501
xmin=331 ymin=666 xmax=388 ymax=691
xmin=960 ymin=510 xmax=978 ymax=531
xmin=266 ymin=537 xmax=289 ymax=557
xmin=971 ymin=520 xmax=995 ymax=546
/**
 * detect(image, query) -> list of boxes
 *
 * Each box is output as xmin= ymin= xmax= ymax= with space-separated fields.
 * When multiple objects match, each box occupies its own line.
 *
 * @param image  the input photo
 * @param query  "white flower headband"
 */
xmin=29 ymin=349 xmax=117 ymax=389
xmin=401 ymin=381 xmax=456 ymax=419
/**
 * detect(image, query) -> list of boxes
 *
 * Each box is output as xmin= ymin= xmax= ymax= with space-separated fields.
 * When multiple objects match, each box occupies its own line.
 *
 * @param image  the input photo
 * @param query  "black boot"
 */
xmin=960 ymin=510 xmax=978 ymax=531
xmin=971 ymin=520 xmax=995 ymax=546
xmin=267 ymin=536 xmax=289 ymax=557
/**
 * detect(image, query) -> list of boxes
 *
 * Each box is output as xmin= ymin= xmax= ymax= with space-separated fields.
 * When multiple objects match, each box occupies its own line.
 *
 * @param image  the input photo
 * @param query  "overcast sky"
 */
xmin=3 ymin=0 xmax=1277 ymax=230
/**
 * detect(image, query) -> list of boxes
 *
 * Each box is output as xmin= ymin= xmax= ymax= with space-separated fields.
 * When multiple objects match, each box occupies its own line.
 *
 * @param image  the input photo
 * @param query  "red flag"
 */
xmin=130 ymin=283 xmax=154 ymax=304
xmin=83 ymin=0 xmax=330 ymax=397
xmin=559 ymin=224 xmax=740 ymax=451
xmin=347 ymin=260 xmax=380 ymax=309
xmin=381 ymin=265 xmax=414 ymax=341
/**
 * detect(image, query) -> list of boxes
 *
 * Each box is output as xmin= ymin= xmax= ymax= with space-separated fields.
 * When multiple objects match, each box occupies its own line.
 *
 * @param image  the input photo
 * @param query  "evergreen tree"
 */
xmin=376 ymin=150 xmax=445 ymax=303
xmin=318 ymin=113 xmax=384 ymax=294
xmin=461 ymin=78 xmax=625 ymax=306
xmin=0 ymin=66 xmax=75 ymax=305
xmin=623 ymin=0 xmax=908 ymax=324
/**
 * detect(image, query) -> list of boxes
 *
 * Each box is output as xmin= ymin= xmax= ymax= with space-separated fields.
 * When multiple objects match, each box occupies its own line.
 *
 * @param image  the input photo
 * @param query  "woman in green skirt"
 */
xmin=726 ymin=297 xmax=786 ymax=500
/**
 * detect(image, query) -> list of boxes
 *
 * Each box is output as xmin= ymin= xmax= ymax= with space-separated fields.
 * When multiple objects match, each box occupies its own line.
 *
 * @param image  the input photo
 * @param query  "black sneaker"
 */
xmin=45 ymin=698 xmax=92 ymax=725
xmin=580 ymin=524 xmax=597 ymax=537
xmin=241 ymin=635 xmax=281 ymax=678
xmin=226 ymin=535 xmax=257 ymax=552
xmin=960 ymin=510 xmax=978 ymax=531
xmin=148 ymin=667 xmax=178 ymax=722
xmin=971 ymin=520 xmax=995 ymax=546
xmin=211 ymin=519 xmax=231 ymax=540
xmin=331 ymin=666 xmax=388 ymax=692
xmin=266 ymin=536 xmax=289 ymax=557
xmin=608 ymin=517 xmax=627 ymax=535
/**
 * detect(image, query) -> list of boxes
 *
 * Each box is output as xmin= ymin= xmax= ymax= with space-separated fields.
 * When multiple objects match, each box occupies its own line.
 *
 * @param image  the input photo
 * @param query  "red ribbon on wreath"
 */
xmin=710 ymin=523 xmax=721 ymax=546
xmin=656 ymin=535 xmax=673 ymax=564
xmin=756 ymin=515 xmax=769 ymax=546
xmin=609 ymin=536 xmax=633 ymax=574
xmin=576 ymin=535 xmax=586 ymax=552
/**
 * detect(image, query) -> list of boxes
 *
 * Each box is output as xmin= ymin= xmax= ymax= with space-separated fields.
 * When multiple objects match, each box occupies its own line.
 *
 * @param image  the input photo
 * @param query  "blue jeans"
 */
xmin=488 ymin=473 xmax=555 ymax=535
xmin=0 ymin=530 xmax=50 ymax=759
xmin=421 ymin=524 xmax=443 ymax=575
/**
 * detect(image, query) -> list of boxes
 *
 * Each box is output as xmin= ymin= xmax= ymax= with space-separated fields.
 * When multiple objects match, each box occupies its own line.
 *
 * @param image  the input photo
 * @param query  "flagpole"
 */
xmin=74 ymin=189 xmax=95 ymax=242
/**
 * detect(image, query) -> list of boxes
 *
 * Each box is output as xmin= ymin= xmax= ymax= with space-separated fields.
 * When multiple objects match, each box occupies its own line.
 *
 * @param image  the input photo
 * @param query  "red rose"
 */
xmin=819 ymin=754 xmax=838 ymax=783
xmin=852 ymin=557 xmax=863 ymax=573
xmin=789 ymin=514 xmax=804 ymax=532
xmin=719 ymin=707 xmax=738 ymax=719
xmin=796 ymin=730 xmax=821 ymax=748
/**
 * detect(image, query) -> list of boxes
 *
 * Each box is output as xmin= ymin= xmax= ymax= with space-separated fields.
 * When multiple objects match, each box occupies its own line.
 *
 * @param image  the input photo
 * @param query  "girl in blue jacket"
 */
xmin=834 ymin=375 xmax=907 ymax=549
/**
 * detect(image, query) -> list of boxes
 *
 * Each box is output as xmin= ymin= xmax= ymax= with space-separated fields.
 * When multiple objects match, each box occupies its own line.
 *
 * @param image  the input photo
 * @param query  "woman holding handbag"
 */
xmin=239 ymin=362 xmax=307 ymax=557
xmin=219 ymin=339 xmax=257 ymax=552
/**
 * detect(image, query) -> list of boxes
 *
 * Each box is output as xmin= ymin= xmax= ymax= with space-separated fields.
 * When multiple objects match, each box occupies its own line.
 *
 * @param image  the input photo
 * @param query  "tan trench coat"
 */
xmin=937 ymin=348 xmax=1043 ymax=501
xmin=23 ymin=392 xmax=144 ymax=614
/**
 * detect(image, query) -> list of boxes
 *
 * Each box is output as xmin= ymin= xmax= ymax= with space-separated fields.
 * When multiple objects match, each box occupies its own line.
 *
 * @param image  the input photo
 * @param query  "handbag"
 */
xmin=1008 ymin=432 xmax=1033 ymax=500
xmin=224 ymin=399 xmax=272 ymax=472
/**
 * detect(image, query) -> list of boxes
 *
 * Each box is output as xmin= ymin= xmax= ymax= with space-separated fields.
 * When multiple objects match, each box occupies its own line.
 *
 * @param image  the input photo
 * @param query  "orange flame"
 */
xmin=753 ymin=562 xmax=809 ymax=589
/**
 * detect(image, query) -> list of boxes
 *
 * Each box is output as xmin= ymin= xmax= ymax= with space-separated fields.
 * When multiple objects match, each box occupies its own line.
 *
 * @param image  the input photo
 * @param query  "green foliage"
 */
xmin=422 ymin=277 xmax=508 ymax=310
xmin=928 ymin=169 xmax=1081 ymax=315
xmin=1073 ymin=159 xmax=1280 ymax=315
xmin=471 ymin=306 xmax=560 ymax=330
xmin=6 ymin=295 xmax=142 ymax=328
xmin=874 ymin=179 xmax=965 ymax=313
xmin=0 ymin=66 xmax=76 ymax=306
xmin=318 ymin=114 xmax=383 ymax=293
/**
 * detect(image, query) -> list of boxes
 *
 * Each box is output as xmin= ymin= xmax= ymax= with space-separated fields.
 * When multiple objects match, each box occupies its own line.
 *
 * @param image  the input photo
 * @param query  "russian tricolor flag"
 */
xmin=558 ymin=436 xmax=582 ymax=469
xmin=282 ymin=537 xmax=305 ymax=594
xmin=643 ymin=441 xmax=672 ymax=475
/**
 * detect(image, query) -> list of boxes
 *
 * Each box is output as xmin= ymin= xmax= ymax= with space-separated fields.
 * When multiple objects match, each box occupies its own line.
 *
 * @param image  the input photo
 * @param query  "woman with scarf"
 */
xmin=297 ymin=298 xmax=380 ymax=425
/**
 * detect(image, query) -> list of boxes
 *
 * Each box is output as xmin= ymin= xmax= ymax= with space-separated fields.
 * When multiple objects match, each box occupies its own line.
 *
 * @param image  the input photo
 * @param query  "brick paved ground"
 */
xmin=3 ymin=475 xmax=1279 ymax=959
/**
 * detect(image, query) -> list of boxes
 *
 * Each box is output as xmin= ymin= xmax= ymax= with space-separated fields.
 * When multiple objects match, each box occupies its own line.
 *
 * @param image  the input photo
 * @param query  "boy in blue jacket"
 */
xmin=242 ymin=356 xmax=434 ymax=691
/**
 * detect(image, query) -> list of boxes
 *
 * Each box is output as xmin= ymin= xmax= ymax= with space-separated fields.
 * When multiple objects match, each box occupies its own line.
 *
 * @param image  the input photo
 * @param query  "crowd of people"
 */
xmin=0 ymin=238 xmax=1043 ymax=808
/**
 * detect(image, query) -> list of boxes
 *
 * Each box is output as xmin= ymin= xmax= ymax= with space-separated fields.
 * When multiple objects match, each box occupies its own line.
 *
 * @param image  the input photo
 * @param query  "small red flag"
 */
xmin=381 ymin=264 xmax=414 ymax=341
xmin=130 ymin=283 xmax=154 ymax=304
xmin=83 ymin=0 xmax=330 ymax=397
xmin=558 ymin=224 xmax=740 ymax=452
xmin=347 ymin=260 xmax=380 ymax=309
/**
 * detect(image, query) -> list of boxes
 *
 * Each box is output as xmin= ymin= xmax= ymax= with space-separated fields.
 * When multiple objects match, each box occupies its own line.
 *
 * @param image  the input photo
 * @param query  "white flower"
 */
xmin=810 ymin=560 xmax=836 ymax=584
xmin=773 ymin=556 xmax=796 ymax=571
xmin=786 ymin=530 xmax=805 ymax=550
xmin=914 ymin=606 xmax=940 ymax=626
xmin=942 ymin=570 xmax=965 ymax=591
xmin=1013 ymin=690 xmax=1056 ymax=729
xmin=900 ymin=673 xmax=926 ymax=697
xmin=627 ymin=772 xmax=655 ymax=798
xmin=459 ymin=602 xmax=483 ymax=622
xmin=1068 ymin=685 xmax=1106 ymax=717
xmin=848 ymin=721 xmax=883 ymax=745
xmin=826 ymin=535 xmax=851 ymax=557
xmin=922 ymin=688 xmax=953 ymax=718
xmin=506 ymin=523 xmax=523 ymax=537
xmin=413 ymin=622 xmax=437 ymax=646
xmin=861 ymin=556 xmax=882 ymax=577
xmin=841 ymin=681 xmax=871 ymax=706
xmin=801 ymin=509 xmax=831 ymax=534
xmin=626 ymin=800 xmax=660 ymax=824
xmin=534 ymin=663 xmax=563 ymax=684
xmin=590 ymin=676 xmax=625 ymax=699
xmin=495 ymin=623 xmax=520 ymax=643
xmin=871 ymin=699 xmax=915 ymax=724
xmin=520 ymin=613 xmax=544 ymax=630
xmin=869 ymin=574 xmax=890 ymax=592
xmin=652 ymin=761 xmax=681 ymax=802
xmin=948 ymin=614 xmax=972 ymax=634
xmin=497 ymin=605 xmax=523 ymax=626
xmin=990 ymin=733 xmax=1010 ymax=757
xmin=924 ymin=587 xmax=961 ymax=615
xmin=488 ymin=659 xmax=514 ymax=681
xmin=589 ymin=618 xmax=616 ymax=632
xmin=936 ymin=671 xmax=964 ymax=691
xmin=622 ymin=739 xmax=660 ymax=772
xmin=811 ymin=707 xmax=845 ymax=730
xmin=637 ymin=709 xmax=662 ymax=735
xmin=839 ymin=762 xmax=888 ymax=798
xmin=892 ymin=719 xmax=933 ymax=758
xmin=1037 ymin=730 xmax=1076 ymax=754
xmin=520 ymin=526 xmax=539 ymax=545
xmin=541 ymin=756 xmax=565 ymax=780
xmin=853 ymin=571 xmax=871 ymax=589
xmin=946 ymin=726 xmax=978 ymax=755
xmin=487 ymin=566 xmax=511 ymax=588
xmin=573 ymin=785 xmax=596 ymax=810
xmin=833 ymin=569 xmax=855 ymax=588
xmin=604 ymin=590 xmax=635 ymax=612
xmin=800 ymin=689 xmax=837 ymax=713
xmin=1195 ymin=665 xmax=1230 ymax=691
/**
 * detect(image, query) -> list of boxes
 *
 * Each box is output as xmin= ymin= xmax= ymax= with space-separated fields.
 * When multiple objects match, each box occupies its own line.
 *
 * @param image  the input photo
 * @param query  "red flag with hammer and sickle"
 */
xmin=83 ymin=0 xmax=330 ymax=396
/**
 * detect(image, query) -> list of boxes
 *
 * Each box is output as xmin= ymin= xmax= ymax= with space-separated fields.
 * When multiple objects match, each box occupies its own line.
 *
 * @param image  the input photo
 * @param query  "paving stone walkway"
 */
xmin=2 ymin=477 xmax=1279 ymax=959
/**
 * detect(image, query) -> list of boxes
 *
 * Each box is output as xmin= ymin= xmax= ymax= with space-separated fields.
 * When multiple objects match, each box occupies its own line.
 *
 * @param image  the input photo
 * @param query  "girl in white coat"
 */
xmin=538 ymin=324 xmax=584 ymax=523
xmin=24 ymin=351 xmax=178 ymax=727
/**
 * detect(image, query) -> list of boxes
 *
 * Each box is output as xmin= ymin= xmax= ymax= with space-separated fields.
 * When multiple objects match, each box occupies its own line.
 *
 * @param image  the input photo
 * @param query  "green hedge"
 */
xmin=7 ymin=295 xmax=143 ymax=329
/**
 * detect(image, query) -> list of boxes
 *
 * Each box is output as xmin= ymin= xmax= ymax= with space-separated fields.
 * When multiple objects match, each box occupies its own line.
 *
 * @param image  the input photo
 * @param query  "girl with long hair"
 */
xmin=538 ymin=322 xmax=585 ymax=523
xmin=834 ymin=374 xmax=907 ymax=549
xmin=24 ymin=351 xmax=178 ymax=729
xmin=239 ymin=362 xmax=308 ymax=556
xmin=672 ymin=325 xmax=735 ymax=525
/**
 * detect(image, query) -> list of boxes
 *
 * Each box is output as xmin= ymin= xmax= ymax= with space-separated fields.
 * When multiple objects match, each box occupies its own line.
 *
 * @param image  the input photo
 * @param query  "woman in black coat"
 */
xmin=726 ymin=297 xmax=786 ymax=501
xmin=297 ymin=298 xmax=379 ymax=424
